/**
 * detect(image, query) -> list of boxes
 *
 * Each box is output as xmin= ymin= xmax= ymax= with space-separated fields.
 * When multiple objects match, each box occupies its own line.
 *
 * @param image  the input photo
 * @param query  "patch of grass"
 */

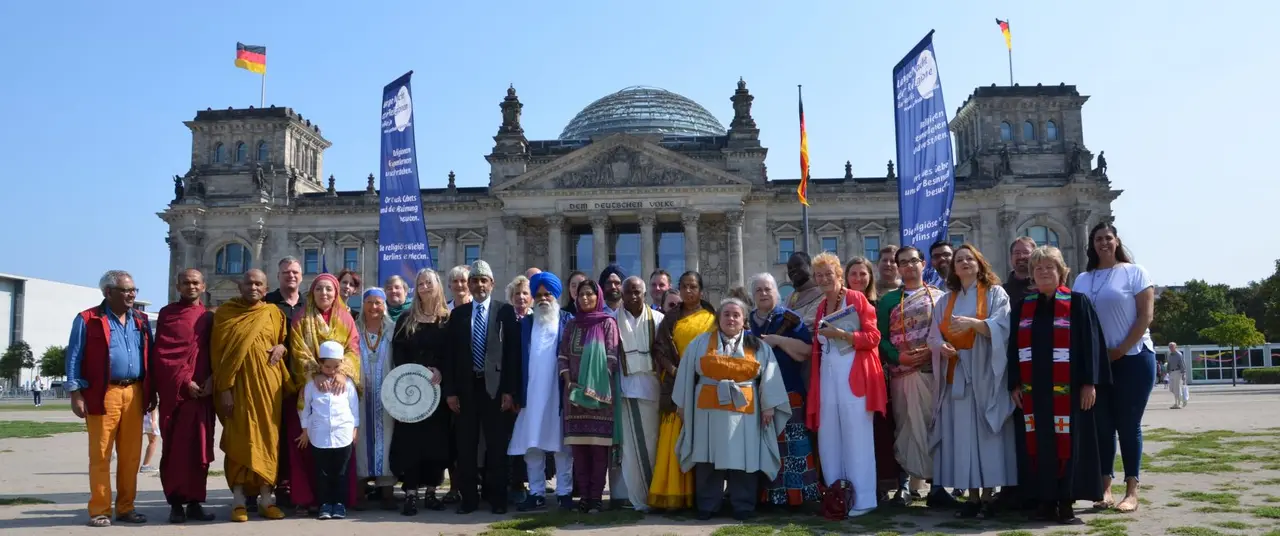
xmin=997 ymin=531 xmax=1035 ymax=536
xmin=710 ymin=525 xmax=826 ymax=536
xmin=1167 ymin=528 xmax=1228 ymax=536
xmin=1211 ymin=520 xmax=1251 ymax=529
xmin=1175 ymin=491 xmax=1241 ymax=507
xmin=484 ymin=509 xmax=643 ymax=534
xmin=0 ymin=420 xmax=84 ymax=439
xmin=1085 ymin=516 xmax=1132 ymax=536
xmin=1146 ymin=462 xmax=1239 ymax=474
xmin=1192 ymin=506 xmax=1243 ymax=513
xmin=0 ymin=449 xmax=11 ymax=453
xmin=1262 ymin=495 xmax=1280 ymax=503
xmin=1166 ymin=501 xmax=1182 ymax=507
xmin=1263 ymin=464 xmax=1280 ymax=471
xmin=1253 ymin=506 xmax=1280 ymax=519
xmin=1256 ymin=478 xmax=1280 ymax=486
xmin=0 ymin=497 xmax=53 ymax=505
xmin=1046 ymin=531 xmax=1084 ymax=536
xmin=207 ymin=470 xmax=224 ymax=477
xmin=1213 ymin=481 xmax=1250 ymax=491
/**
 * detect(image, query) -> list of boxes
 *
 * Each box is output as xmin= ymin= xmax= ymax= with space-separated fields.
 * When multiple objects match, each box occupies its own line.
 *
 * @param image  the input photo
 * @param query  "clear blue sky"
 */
xmin=0 ymin=1 xmax=1270 ymax=304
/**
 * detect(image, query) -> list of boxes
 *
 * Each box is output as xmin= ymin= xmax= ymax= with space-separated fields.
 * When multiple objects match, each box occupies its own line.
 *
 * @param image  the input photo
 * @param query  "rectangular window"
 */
xmin=950 ymin=234 xmax=966 ymax=248
xmin=429 ymin=246 xmax=439 ymax=267
xmin=863 ymin=236 xmax=881 ymax=262
xmin=820 ymin=237 xmax=839 ymax=256
xmin=464 ymin=244 xmax=481 ymax=265
xmin=610 ymin=224 xmax=642 ymax=280
xmin=777 ymin=238 xmax=795 ymax=264
xmin=342 ymin=247 xmax=359 ymax=271
xmin=656 ymin=225 xmax=685 ymax=276
xmin=303 ymin=248 xmax=319 ymax=275
xmin=570 ymin=226 xmax=593 ymax=273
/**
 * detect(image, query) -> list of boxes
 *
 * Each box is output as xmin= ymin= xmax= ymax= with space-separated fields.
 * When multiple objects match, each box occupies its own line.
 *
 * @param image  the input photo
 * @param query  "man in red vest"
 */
xmin=66 ymin=270 xmax=154 ymax=528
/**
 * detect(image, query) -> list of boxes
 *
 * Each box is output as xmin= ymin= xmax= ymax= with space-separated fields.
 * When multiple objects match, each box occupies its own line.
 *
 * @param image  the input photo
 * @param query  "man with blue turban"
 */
xmin=507 ymin=272 xmax=576 ymax=511
xmin=598 ymin=264 xmax=627 ymax=315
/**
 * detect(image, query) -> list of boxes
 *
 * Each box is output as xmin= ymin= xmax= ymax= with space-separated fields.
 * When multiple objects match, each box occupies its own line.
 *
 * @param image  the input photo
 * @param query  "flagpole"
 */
xmin=261 ymin=71 xmax=266 ymax=108
xmin=798 ymin=84 xmax=811 ymax=254
xmin=1006 ymin=19 xmax=1014 ymax=85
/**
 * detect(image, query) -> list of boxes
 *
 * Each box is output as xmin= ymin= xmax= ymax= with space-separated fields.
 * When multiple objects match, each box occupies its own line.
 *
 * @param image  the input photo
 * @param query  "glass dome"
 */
xmin=558 ymin=86 xmax=726 ymax=140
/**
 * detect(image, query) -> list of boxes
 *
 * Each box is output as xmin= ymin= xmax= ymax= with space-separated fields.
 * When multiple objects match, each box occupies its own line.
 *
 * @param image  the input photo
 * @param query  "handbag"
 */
xmin=821 ymin=479 xmax=855 ymax=520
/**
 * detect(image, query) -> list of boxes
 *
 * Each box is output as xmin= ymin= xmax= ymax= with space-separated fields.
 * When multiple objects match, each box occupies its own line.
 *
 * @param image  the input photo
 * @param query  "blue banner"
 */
xmin=378 ymin=71 xmax=434 ymax=286
xmin=893 ymin=31 xmax=955 ymax=285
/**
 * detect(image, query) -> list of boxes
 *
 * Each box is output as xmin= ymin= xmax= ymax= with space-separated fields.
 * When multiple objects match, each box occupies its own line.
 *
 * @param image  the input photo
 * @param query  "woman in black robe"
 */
xmin=1006 ymin=246 xmax=1111 ymax=524
xmin=389 ymin=269 xmax=455 ymax=515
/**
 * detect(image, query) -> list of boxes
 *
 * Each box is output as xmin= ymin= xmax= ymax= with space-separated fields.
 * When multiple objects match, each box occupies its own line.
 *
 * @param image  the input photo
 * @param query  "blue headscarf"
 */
xmin=529 ymin=272 xmax=563 ymax=299
xmin=362 ymin=287 xmax=387 ymax=302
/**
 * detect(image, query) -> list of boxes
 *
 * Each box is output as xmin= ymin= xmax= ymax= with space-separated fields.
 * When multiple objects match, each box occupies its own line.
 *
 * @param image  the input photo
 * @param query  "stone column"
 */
xmin=441 ymin=229 xmax=458 ymax=271
xmin=1071 ymin=208 xmax=1093 ymax=275
xmin=590 ymin=213 xmax=610 ymax=276
xmin=326 ymin=231 xmax=338 ymax=273
xmin=638 ymin=212 xmax=657 ymax=281
xmin=726 ymin=210 xmax=745 ymax=288
xmin=842 ymin=219 xmax=860 ymax=259
xmin=503 ymin=216 xmax=525 ymax=277
xmin=886 ymin=218 xmax=901 ymax=246
xmin=546 ymin=216 xmax=566 ymax=277
xmin=251 ymin=227 xmax=270 ymax=271
xmin=999 ymin=209 xmax=1020 ymax=274
xmin=166 ymin=232 xmax=179 ymax=303
xmin=181 ymin=228 xmax=205 ymax=272
xmin=682 ymin=210 xmax=701 ymax=273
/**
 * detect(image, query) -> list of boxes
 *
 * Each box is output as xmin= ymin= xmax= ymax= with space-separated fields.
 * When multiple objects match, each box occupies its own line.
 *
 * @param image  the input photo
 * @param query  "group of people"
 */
xmin=65 ymin=221 xmax=1158 ymax=527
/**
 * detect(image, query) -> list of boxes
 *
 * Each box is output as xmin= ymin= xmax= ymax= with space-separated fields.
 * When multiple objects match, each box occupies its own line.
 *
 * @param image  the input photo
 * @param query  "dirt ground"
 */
xmin=2 ymin=384 xmax=1279 ymax=535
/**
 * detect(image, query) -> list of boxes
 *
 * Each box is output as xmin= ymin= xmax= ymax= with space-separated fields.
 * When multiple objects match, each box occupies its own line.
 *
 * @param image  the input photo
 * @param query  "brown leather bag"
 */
xmin=821 ymin=479 xmax=855 ymax=521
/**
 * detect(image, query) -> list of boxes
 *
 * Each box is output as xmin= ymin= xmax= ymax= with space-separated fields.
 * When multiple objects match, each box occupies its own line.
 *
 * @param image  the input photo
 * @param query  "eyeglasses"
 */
xmin=898 ymin=258 xmax=923 ymax=266
xmin=112 ymin=287 xmax=139 ymax=295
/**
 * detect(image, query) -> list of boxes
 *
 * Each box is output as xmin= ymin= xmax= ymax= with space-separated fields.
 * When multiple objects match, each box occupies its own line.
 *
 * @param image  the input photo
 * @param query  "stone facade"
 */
xmin=159 ymin=82 xmax=1120 ymax=304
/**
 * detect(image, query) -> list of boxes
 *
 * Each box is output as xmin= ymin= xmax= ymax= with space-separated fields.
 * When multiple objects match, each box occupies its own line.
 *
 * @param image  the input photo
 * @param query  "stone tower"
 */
xmin=180 ymin=106 xmax=332 ymax=201
xmin=950 ymin=84 xmax=1095 ymax=180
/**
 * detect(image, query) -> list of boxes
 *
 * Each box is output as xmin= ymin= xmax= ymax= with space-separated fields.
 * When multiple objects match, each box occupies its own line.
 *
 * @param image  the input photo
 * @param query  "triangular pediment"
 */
xmin=493 ymin=134 xmax=751 ymax=192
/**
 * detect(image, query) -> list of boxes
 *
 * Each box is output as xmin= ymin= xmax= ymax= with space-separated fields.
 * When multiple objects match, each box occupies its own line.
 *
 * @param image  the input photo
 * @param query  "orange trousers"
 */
xmin=85 ymin=383 xmax=144 ymax=517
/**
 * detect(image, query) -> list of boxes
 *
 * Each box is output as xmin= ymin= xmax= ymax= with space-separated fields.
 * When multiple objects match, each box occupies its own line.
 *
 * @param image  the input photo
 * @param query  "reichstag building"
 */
xmin=160 ymin=80 xmax=1119 ymax=303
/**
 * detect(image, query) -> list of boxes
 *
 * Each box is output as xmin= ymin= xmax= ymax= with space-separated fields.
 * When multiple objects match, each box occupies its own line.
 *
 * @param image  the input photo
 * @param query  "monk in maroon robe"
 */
xmin=150 ymin=269 xmax=217 ymax=524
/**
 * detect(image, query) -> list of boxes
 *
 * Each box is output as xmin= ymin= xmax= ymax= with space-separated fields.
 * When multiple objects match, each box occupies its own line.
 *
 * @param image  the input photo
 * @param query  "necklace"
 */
xmin=363 ymin=324 xmax=385 ymax=351
xmin=1088 ymin=265 xmax=1119 ymax=299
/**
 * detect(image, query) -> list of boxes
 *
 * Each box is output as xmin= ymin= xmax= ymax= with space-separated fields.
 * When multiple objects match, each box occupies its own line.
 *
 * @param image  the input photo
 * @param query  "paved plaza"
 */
xmin=2 ymin=385 xmax=1279 ymax=535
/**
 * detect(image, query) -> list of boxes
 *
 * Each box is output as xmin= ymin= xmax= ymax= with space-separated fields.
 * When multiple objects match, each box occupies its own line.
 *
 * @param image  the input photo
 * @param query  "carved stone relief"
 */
xmin=552 ymin=147 xmax=728 ymax=189
xmin=523 ymin=223 xmax=549 ymax=270
xmin=699 ymin=218 xmax=729 ymax=299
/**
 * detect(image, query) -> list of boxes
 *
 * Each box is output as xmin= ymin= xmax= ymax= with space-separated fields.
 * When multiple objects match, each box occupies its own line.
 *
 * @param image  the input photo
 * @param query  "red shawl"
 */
xmin=1016 ymin=286 xmax=1073 ymax=476
xmin=149 ymin=301 xmax=211 ymax=408
xmin=806 ymin=289 xmax=887 ymax=431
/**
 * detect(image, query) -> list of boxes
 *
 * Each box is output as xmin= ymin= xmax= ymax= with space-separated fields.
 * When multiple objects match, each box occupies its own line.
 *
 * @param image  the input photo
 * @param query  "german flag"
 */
xmin=996 ymin=19 xmax=1012 ymax=51
xmin=797 ymin=87 xmax=810 ymax=206
xmin=235 ymin=42 xmax=266 ymax=74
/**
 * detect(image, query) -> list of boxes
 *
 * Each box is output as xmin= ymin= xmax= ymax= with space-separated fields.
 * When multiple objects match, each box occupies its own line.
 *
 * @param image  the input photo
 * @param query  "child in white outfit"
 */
xmin=297 ymin=341 xmax=360 ymax=520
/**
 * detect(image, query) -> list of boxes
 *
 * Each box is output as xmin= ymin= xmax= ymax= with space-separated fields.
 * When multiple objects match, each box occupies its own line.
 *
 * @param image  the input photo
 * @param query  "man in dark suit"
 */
xmin=443 ymin=259 xmax=521 ymax=514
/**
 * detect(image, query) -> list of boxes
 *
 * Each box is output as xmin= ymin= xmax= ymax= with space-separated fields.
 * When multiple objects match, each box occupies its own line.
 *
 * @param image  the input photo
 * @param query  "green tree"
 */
xmin=1152 ymin=280 xmax=1233 ymax=345
xmin=1199 ymin=312 xmax=1267 ymax=386
xmin=39 ymin=345 xmax=67 ymax=379
xmin=0 ymin=341 xmax=35 ymax=384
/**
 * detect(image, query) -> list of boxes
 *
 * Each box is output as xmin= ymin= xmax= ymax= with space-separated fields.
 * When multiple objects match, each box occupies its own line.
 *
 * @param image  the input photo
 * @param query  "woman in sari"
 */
xmin=390 ymin=269 xmax=451 ymax=515
xmin=807 ymin=252 xmax=886 ymax=518
xmin=384 ymin=275 xmax=411 ymax=323
xmin=558 ymin=280 xmax=621 ymax=513
xmin=847 ymin=256 xmax=903 ymax=503
xmin=355 ymin=288 xmax=396 ymax=510
xmin=927 ymin=244 xmax=1016 ymax=519
xmin=285 ymin=273 xmax=361 ymax=515
xmin=748 ymin=273 xmax=818 ymax=508
xmin=648 ymin=271 xmax=716 ymax=510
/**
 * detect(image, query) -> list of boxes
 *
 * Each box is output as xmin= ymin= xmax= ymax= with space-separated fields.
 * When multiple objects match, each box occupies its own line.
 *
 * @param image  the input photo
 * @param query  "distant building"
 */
xmin=160 ymin=81 xmax=1119 ymax=304
xmin=0 ymin=273 xmax=152 ymax=386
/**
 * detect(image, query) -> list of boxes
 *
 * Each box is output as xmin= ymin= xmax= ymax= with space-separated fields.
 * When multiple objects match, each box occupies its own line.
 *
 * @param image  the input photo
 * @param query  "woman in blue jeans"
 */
xmin=1072 ymin=222 xmax=1155 ymax=513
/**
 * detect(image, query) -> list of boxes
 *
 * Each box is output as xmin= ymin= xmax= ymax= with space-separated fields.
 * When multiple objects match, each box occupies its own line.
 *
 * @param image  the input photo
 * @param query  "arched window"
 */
xmin=1023 ymin=121 xmax=1036 ymax=141
xmin=1046 ymin=120 xmax=1058 ymax=141
xmin=257 ymin=141 xmax=269 ymax=162
xmin=214 ymin=243 xmax=252 ymax=275
xmin=1027 ymin=225 xmax=1060 ymax=248
xmin=1000 ymin=122 xmax=1012 ymax=141
xmin=213 ymin=143 xmax=224 ymax=164
xmin=235 ymin=142 xmax=247 ymax=163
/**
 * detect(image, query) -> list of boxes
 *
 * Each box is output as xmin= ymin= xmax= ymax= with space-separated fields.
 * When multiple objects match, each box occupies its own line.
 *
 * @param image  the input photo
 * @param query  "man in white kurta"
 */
xmin=673 ymin=299 xmax=790 ymax=520
xmin=508 ymin=275 xmax=574 ymax=511
xmin=611 ymin=277 xmax=664 ymax=511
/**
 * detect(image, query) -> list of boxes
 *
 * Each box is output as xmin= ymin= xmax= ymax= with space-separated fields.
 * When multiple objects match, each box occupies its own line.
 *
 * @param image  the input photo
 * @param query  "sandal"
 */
xmin=115 ymin=510 xmax=147 ymax=524
xmin=230 ymin=506 xmax=249 ymax=523
xmin=87 ymin=515 xmax=112 ymax=528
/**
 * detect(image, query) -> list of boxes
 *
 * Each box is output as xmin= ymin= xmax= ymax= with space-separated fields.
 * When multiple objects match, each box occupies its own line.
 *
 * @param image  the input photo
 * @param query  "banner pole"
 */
xmin=1007 ymin=48 xmax=1014 ymax=86
xmin=261 ymin=72 xmax=266 ymax=108
xmin=802 ymin=205 xmax=811 ymax=253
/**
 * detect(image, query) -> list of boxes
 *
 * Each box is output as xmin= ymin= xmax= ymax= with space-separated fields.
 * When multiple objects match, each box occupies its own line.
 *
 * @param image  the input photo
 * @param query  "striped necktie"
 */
xmin=472 ymin=303 xmax=487 ymax=372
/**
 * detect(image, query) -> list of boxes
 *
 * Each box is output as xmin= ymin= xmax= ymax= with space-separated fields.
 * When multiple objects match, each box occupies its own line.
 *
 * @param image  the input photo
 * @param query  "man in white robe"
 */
xmin=508 ymin=273 xmax=575 ymax=511
xmin=611 ymin=276 xmax=664 ymax=512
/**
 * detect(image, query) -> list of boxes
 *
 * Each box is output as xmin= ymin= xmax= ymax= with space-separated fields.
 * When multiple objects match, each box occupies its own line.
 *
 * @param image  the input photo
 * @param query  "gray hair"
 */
xmin=623 ymin=275 xmax=647 ymax=293
xmin=748 ymin=272 xmax=780 ymax=306
xmin=277 ymin=256 xmax=301 ymax=270
xmin=506 ymin=275 xmax=530 ymax=301
xmin=383 ymin=274 xmax=408 ymax=292
xmin=99 ymin=270 xmax=133 ymax=293
xmin=718 ymin=297 xmax=749 ymax=315
xmin=447 ymin=264 xmax=471 ymax=282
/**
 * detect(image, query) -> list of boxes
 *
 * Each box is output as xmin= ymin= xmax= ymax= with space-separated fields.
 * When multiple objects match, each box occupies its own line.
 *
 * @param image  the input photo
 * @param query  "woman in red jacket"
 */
xmin=806 ymin=252 xmax=887 ymax=518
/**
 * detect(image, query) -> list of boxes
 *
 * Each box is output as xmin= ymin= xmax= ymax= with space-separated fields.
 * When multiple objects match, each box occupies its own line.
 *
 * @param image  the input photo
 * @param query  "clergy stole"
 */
xmin=1015 ymin=287 xmax=1072 ymax=476
xmin=938 ymin=284 xmax=989 ymax=384
xmin=620 ymin=309 xmax=658 ymax=376
xmin=695 ymin=339 xmax=759 ymax=414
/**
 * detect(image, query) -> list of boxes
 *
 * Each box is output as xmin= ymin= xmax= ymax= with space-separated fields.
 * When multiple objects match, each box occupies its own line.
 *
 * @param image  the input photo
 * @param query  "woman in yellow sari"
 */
xmin=648 ymin=271 xmax=716 ymax=510
xmin=283 ymin=273 xmax=361 ymax=514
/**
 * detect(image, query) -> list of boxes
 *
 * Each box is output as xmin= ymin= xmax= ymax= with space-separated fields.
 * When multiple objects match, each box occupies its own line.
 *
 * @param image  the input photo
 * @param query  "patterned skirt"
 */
xmin=761 ymin=392 xmax=821 ymax=505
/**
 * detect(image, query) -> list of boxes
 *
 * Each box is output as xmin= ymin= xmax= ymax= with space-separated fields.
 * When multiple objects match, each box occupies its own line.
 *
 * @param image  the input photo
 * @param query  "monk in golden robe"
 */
xmin=211 ymin=269 xmax=290 ymax=522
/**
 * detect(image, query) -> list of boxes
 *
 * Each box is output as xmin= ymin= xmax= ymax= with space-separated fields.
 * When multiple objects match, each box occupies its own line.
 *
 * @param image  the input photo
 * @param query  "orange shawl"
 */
xmin=806 ymin=289 xmax=887 ymax=431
